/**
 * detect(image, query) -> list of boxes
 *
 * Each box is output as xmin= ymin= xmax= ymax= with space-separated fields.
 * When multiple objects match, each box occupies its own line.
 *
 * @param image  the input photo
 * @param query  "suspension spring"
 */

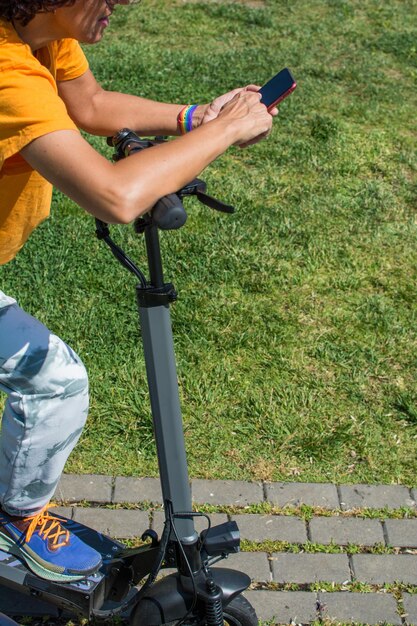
xmin=205 ymin=579 xmax=224 ymax=626
xmin=205 ymin=597 xmax=223 ymax=626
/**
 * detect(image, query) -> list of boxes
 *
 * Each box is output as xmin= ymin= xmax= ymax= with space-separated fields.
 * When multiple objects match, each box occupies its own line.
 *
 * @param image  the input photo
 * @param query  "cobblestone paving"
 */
xmin=44 ymin=476 xmax=417 ymax=623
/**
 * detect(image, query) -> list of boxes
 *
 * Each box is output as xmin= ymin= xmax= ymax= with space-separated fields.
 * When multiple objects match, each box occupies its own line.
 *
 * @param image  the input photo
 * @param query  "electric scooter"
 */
xmin=0 ymin=130 xmax=259 ymax=626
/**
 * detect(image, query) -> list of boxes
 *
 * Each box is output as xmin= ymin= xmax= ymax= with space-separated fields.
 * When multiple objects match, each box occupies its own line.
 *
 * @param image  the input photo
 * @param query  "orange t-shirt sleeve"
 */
xmin=0 ymin=39 xmax=88 ymax=168
xmin=55 ymin=38 xmax=89 ymax=82
xmin=0 ymin=66 xmax=78 ymax=168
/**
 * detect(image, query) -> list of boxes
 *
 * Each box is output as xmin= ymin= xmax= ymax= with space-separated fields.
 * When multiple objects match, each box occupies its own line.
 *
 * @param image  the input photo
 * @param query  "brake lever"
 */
xmin=178 ymin=178 xmax=235 ymax=214
xmin=196 ymin=190 xmax=235 ymax=214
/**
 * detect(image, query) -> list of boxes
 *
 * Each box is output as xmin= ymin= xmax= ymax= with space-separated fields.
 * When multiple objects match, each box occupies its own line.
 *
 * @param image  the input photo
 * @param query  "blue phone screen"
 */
xmin=259 ymin=68 xmax=295 ymax=107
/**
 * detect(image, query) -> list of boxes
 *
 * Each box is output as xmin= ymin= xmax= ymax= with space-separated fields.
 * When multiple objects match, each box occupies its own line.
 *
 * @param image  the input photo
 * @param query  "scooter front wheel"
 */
xmin=220 ymin=594 xmax=258 ymax=626
xmin=130 ymin=594 xmax=258 ymax=626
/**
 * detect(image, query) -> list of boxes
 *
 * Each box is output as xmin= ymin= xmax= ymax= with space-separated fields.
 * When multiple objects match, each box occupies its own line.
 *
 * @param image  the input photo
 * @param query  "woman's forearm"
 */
xmin=58 ymin=72 xmax=206 ymax=137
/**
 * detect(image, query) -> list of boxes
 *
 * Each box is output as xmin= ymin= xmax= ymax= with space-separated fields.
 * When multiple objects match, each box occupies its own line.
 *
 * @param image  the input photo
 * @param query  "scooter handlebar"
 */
xmin=108 ymin=129 xmax=234 ymax=232
xmin=150 ymin=193 xmax=187 ymax=230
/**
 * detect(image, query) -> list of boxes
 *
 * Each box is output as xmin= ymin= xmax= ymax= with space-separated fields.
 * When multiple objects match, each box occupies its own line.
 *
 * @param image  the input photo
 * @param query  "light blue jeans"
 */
xmin=0 ymin=290 xmax=89 ymax=516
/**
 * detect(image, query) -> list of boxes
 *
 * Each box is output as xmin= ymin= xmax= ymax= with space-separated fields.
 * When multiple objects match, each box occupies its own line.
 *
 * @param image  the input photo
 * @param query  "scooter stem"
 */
xmin=138 ymin=223 xmax=198 ymax=545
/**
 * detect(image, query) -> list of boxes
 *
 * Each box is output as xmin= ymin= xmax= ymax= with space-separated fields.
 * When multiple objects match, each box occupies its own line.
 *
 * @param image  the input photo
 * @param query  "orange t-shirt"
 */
xmin=0 ymin=19 xmax=89 ymax=264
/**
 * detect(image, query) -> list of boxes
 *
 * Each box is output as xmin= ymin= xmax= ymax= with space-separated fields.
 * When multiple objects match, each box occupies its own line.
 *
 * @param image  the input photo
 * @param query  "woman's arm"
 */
xmin=58 ymin=69 xmax=207 ymax=137
xmin=20 ymin=90 xmax=273 ymax=224
xmin=58 ymin=70 xmax=273 ymax=138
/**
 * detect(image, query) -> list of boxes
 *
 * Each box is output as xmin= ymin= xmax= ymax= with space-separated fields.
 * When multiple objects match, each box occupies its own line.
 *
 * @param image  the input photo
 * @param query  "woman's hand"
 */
xmin=201 ymin=87 xmax=248 ymax=124
xmin=198 ymin=85 xmax=278 ymax=146
xmin=215 ymin=90 xmax=274 ymax=148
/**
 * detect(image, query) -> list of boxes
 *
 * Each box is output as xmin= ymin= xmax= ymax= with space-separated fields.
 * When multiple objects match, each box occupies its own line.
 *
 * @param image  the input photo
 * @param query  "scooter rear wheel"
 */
xmin=130 ymin=593 xmax=258 ymax=626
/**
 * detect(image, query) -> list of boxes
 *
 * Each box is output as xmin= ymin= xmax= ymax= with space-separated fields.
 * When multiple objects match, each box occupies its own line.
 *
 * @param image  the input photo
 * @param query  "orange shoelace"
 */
xmin=25 ymin=504 xmax=70 ymax=548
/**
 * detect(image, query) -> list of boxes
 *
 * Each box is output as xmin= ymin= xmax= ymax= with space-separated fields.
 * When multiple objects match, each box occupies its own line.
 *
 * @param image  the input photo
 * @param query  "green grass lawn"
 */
xmin=1 ymin=0 xmax=416 ymax=485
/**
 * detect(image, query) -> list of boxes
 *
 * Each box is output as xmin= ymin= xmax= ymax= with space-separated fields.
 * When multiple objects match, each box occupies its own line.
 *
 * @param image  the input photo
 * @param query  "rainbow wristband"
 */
xmin=177 ymin=104 xmax=198 ymax=135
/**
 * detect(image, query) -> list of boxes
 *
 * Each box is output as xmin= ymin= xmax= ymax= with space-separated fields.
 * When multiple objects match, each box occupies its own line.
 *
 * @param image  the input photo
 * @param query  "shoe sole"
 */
xmin=0 ymin=533 xmax=92 ymax=582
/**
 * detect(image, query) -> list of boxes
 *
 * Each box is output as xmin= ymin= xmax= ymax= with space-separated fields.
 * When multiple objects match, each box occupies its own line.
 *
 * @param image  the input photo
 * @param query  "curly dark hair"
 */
xmin=0 ymin=0 xmax=77 ymax=25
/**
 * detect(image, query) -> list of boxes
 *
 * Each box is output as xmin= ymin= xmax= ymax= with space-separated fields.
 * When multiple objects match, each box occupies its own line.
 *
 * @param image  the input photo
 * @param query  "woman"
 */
xmin=0 ymin=0 xmax=275 ymax=581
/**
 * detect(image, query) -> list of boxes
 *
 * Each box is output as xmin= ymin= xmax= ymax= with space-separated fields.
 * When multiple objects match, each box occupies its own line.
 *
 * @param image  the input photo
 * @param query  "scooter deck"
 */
xmin=0 ymin=517 xmax=126 ymax=619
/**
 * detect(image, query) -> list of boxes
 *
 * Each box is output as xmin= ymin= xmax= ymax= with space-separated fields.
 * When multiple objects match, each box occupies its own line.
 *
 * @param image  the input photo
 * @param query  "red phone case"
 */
xmin=266 ymin=81 xmax=297 ymax=111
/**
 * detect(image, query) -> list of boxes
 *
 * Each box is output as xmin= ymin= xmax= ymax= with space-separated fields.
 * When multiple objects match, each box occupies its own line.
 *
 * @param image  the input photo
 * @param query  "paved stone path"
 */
xmin=49 ymin=475 xmax=417 ymax=624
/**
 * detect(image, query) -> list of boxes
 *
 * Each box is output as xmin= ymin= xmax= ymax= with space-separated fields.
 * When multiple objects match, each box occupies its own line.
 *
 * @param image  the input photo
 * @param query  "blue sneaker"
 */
xmin=0 ymin=505 xmax=102 ymax=582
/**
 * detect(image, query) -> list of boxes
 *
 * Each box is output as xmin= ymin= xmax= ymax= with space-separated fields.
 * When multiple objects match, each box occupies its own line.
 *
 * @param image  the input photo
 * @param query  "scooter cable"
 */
xmin=172 ymin=510 xmax=211 ymax=554
xmin=91 ymin=516 xmax=173 ymax=619
xmin=165 ymin=505 xmax=198 ymax=626
xmin=95 ymin=219 xmax=148 ymax=288
xmin=142 ymin=511 xmax=172 ymax=587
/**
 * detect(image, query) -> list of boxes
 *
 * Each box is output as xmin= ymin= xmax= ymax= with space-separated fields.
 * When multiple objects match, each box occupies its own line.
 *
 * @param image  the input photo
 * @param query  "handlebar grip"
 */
xmin=151 ymin=194 xmax=187 ymax=230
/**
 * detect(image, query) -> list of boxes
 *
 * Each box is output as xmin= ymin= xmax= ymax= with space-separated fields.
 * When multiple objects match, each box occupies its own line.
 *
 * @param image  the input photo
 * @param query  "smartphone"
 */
xmin=259 ymin=67 xmax=297 ymax=111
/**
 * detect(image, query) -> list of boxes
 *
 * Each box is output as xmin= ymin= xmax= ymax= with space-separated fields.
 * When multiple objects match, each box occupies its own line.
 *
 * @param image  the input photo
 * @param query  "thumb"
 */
xmin=202 ymin=101 xmax=222 ymax=124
